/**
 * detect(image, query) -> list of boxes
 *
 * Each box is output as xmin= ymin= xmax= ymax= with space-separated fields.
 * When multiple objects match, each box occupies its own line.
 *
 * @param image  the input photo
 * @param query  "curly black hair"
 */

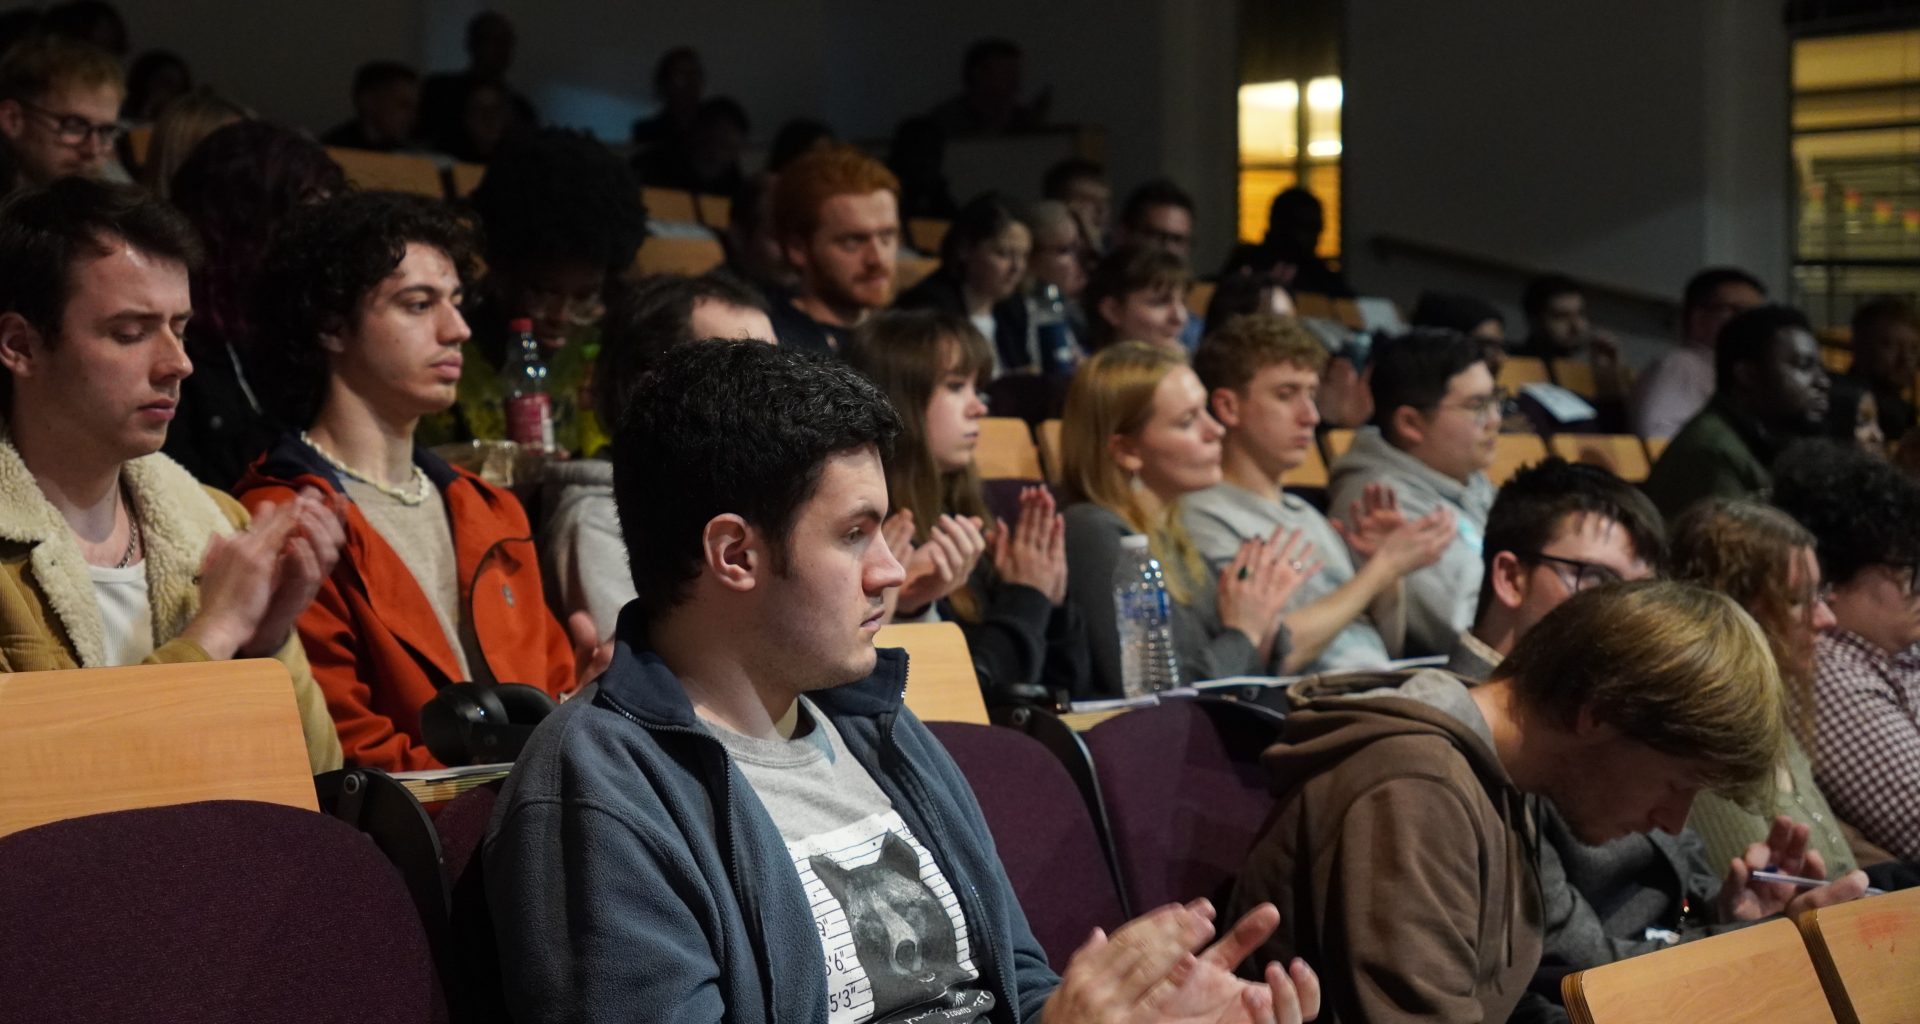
xmin=466 ymin=128 xmax=647 ymax=277
xmin=1771 ymin=439 xmax=1920 ymax=586
xmin=252 ymin=190 xmax=479 ymax=429
xmin=613 ymin=340 xmax=900 ymax=622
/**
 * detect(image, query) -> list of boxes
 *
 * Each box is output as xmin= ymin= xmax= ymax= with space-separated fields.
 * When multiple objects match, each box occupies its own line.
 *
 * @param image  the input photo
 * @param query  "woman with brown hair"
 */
xmin=844 ymin=309 xmax=1090 ymax=703
xmin=1671 ymin=498 xmax=1877 ymax=876
xmin=1060 ymin=341 xmax=1315 ymax=694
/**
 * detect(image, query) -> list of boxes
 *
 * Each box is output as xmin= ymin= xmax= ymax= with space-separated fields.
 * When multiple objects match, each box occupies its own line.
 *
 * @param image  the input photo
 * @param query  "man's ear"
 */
xmin=1389 ymin=404 xmax=1427 ymax=449
xmin=0 ymin=312 xmax=43 ymax=380
xmin=0 ymin=99 xmax=23 ymax=141
xmin=779 ymin=233 xmax=809 ymax=275
xmin=1488 ymin=550 xmax=1530 ymax=612
xmin=1210 ymin=386 xmax=1242 ymax=430
xmin=1098 ymin=294 xmax=1123 ymax=330
xmin=702 ymin=513 xmax=760 ymax=593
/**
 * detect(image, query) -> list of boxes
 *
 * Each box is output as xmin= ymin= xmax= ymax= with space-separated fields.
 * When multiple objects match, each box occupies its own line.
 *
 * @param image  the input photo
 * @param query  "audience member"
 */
xmin=895 ymin=193 xmax=1034 ymax=374
xmin=1113 ymin=178 xmax=1195 ymax=262
xmin=847 ymin=310 xmax=1091 ymax=703
xmin=40 ymin=0 xmax=126 ymax=57
xmin=1083 ymin=243 xmax=1189 ymax=353
xmin=320 ymin=60 xmax=419 ymax=152
xmin=1232 ymin=580 xmax=1851 ymax=1022
xmin=545 ymin=271 xmax=773 ymax=640
xmin=1023 ymin=199 xmax=1086 ymax=300
xmin=1774 ymin=441 xmax=1920 ymax=864
xmin=719 ymin=171 xmax=793 ymax=295
xmin=1060 ymin=342 xmax=1313 ymax=694
xmin=1221 ymin=187 xmax=1352 ymax=298
xmin=1825 ymin=375 xmax=1886 ymax=457
xmin=1186 ymin=314 xmax=1454 ymax=673
xmin=1643 ymin=304 xmax=1829 ymax=519
xmin=0 ymin=177 xmax=340 ymax=771
xmin=1328 ymin=329 xmax=1497 ymax=655
xmin=241 ymin=190 xmax=584 ymax=772
xmin=628 ymin=46 xmax=702 ymax=152
xmin=1447 ymin=457 xmax=1662 ymax=680
xmin=763 ymin=116 xmax=834 ymax=173
xmin=1410 ymin=291 xmax=1504 ymax=343
xmin=137 ymin=87 xmax=248 ymax=200
xmin=888 ymin=114 xmax=957 ymax=221
xmin=418 ymin=10 xmax=535 ymax=148
xmin=1631 ymin=267 xmax=1767 ymax=438
xmin=927 ymin=36 xmax=1048 ymax=137
xmin=765 ymin=143 xmax=900 ymax=354
xmin=120 ymin=49 xmax=190 ymax=124
xmin=635 ymin=95 xmax=748 ymax=196
xmin=435 ymin=77 xmax=513 ymax=164
xmin=1839 ymin=296 xmax=1919 ymax=443
xmin=1042 ymin=155 xmax=1109 ymax=256
xmin=439 ymin=128 xmax=646 ymax=454
xmin=0 ymin=34 xmax=125 ymax=190
xmin=488 ymin=339 xmax=1321 ymax=1024
xmin=1202 ymin=269 xmax=1296 ymax=336
xmin=162 ymin=121 xmax=346 ymax=489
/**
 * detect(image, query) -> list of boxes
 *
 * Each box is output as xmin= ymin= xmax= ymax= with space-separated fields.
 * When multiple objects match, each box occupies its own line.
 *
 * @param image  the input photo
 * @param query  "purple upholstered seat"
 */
xmin=433 ymin=781 xmax=509 ymax=1024
xmin=1082 ymin=698 xmax=1283 ymax=913
xmin=927 ymin=720 xmax=1126 ymax=969
xmin=0 ymin=799 xmax=445 ymax=1023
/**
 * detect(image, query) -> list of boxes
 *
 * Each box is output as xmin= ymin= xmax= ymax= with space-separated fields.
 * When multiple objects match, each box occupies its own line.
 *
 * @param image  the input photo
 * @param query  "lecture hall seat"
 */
xmin=1562 ymin=918 xmax=1835 ymax=1024
xmin=975 ymin=416 xmax=1045 ymax=480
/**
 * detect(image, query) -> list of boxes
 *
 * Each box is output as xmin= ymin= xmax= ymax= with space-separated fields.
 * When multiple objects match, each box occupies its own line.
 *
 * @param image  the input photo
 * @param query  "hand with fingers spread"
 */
xmin=236 ymin=488 xmax=349 ymax=658
xmin=1370 ymin=505 xmax=1456 ymax=578
xmin=1720 ymin=815 xmax=1870 ymax=921
xmin=1042 ymin=899 xmax=1321 ymax=1024
xmin=1332 ymin=483 xmax=1408 ymax=562
xmin=991 ymin=486 xmax=1068 ymax=606
xmin=896 ymin=513 xmax=987 ymax=616
xmin=1218 ymin=526 xmax=1321 ymax=659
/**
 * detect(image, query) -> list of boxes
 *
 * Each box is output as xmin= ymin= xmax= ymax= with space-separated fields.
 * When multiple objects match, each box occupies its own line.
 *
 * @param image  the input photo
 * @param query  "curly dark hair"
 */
xmin=252 ymin=190 xmax=479 ymax=429
xmin=613 ymin=340 xmax=899 ymax=622
xmin=169 ymin=120 xmax=346 ymax=354
xmin=1771 ymin=439 xmax=1920 ymax=586
xmin=466 ymin=128 xmax=646 ymax=277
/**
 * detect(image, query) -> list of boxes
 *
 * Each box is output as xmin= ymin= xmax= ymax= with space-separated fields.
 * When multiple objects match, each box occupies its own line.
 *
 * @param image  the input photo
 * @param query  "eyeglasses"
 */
xmin=1526 ymin=552 xmax=1623 ymax=594
xmin=1441 ymin=387 xmax=1515 ymax=423
xmin=23 ymin=102 xmax=126 ymax=147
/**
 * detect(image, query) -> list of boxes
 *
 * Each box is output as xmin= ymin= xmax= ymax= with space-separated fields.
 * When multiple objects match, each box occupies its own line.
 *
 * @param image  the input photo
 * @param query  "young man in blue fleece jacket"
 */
xmin=486 ymin=339 xmax=1321 ymax=1024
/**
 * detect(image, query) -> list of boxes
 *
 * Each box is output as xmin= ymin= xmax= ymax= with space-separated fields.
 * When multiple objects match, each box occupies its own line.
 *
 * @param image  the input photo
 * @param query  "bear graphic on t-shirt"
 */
xmin=810 ymin=832 xmax=967 ymax=1014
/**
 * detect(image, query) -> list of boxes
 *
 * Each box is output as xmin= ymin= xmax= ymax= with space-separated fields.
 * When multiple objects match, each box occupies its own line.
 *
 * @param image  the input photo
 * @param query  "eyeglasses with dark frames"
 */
xmin=1525 ymin=551 xmax=1623 ymax=594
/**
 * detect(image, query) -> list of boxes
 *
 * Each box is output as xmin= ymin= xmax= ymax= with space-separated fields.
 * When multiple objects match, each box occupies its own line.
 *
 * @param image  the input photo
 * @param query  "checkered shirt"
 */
xmin=1812 ymin=629 xmax=1920 ymax=862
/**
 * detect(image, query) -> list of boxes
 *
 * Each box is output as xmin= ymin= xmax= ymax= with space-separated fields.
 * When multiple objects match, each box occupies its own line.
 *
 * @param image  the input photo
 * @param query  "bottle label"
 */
xmin=506 ymin=393 xmax=553 ymax=449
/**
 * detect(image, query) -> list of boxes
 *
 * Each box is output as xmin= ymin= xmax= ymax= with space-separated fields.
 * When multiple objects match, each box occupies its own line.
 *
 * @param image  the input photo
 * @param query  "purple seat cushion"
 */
xmin=434 ymin=782 xmax=510 ymax=1024
xmin=1084 ymin=700 xmax=1280 ymax=912
xmin=0 ymin=800 xmax=445 ymax=1023
xmin=928 ymin=721 xmax=1125 ymax=969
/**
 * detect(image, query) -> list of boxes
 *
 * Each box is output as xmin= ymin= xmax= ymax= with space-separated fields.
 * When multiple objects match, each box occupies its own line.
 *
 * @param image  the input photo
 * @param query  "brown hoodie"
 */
xmin=1228 ymin=670 xmax=1543 ymax=1023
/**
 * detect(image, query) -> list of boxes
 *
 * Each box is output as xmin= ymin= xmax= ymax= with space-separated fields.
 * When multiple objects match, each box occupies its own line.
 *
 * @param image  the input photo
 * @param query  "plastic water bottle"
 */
xmin=501 ymin=317 xmax=555 ymax=453
xmin=1114 ymin=534 xmax=1181 ymax=697
xmin=1029 ymin=283 xmax=1080 ymax=376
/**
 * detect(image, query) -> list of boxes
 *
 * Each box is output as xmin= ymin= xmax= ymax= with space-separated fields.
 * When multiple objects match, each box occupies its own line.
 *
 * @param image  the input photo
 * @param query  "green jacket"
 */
xmin=1643 ymin=396 xmax=1774 ymax=520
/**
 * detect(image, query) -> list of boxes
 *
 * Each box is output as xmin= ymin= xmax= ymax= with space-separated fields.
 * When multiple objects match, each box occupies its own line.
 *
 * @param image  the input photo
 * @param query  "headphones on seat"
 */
xmin=420 ymin=682 xmax=558 ymax=766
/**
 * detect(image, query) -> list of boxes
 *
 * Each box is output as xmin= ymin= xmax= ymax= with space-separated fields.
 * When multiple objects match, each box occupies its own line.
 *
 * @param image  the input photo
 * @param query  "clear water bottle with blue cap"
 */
xmin=1114 ymin=534 xmax=1181 ymax=697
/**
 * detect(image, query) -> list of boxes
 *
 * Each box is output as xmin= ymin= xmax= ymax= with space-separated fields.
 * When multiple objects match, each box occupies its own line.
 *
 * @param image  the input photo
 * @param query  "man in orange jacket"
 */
xmin=237 ymin=190 xmax=600 ymax=772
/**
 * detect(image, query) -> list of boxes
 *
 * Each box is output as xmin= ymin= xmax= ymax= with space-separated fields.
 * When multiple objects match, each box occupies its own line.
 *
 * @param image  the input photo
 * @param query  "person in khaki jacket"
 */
xmin=0 ymin=177 xmax=342 ymax=772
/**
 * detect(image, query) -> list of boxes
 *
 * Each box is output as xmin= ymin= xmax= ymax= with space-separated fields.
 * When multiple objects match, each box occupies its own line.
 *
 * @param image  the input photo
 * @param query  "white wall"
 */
xmin=1342 ymin=0 xmax=1790 ymax=348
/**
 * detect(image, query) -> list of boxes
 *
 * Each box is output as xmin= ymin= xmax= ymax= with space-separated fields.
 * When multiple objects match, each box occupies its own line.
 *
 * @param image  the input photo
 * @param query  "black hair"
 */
xmin=612 ymin=340 xmax=900 ymax=621
xmin=1683 ymin=266 xmax=1765 ymax=315
xmin=253 ymin=190 xmax=479 ymax=428
xmin=696 ymin=95 xmax=749 ymax=135
xmin=1411 ymin=291 xmax=1502 ymax=335
xmin=1476 ymin=457 xmax=1667 ymax=618
xmin=651 ymin=45 xmax=699 ymax=96
xmin=0 ymin=177 xmax=201 ymax=414
xmin=1713 ymin=304 xmax=1812 ymax=389
xmin=123 ymin=49 xmax=188 ymax=118
xmin=594 ymin=270 xmax=769 ymax=429
xmin=1772 ymin=439 xmax=1920 ymax=586
xmin=963 ymin=37 xmax=1021 ymax=77
xmin=40 ymin=0 xmax=123 ymax=52
xmin=1521 ymin=274 xmax=1581 ymax=320
xmin=767 ymin=118 xmax=834 ymax=173
xmin=466 ymin=11 xmax=513 ymax=51
xmin=467 ymin=128 xmax=647 ymax=277
xmin=352 ymin=60 xmax=417 ymax=98
xmin=937 ymin=192 xmax=1019 ymax=270
xmin=1042 ymin=157 xmax=1104 ymax=199
xmin=1367 ymin=328 xmax=1488 ymax=439
xmin=1850 ymin=295 xmax=1917 ymax=342
xmin=1119 ymin=178 xmax=1194 ymax=230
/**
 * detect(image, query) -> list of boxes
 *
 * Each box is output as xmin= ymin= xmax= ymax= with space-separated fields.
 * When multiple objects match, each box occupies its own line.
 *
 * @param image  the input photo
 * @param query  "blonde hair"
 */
xmin=1497 ymin=579 xmax=1787 ymax=808
xmin=1060 ymin=341 xmax=1210 ymax=604
xmin=141 ymin=88 xmax=250 ymax=199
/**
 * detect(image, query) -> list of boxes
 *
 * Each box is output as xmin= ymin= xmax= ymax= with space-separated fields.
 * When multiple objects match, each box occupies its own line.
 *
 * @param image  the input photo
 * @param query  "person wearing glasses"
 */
xmin=1327 ymin=328 xmax=1500 ymax=656
xmin=1446 ymin=457 xmax=1664 ymax=680
xmin=0 ymin=34 xmax=125 ymax=191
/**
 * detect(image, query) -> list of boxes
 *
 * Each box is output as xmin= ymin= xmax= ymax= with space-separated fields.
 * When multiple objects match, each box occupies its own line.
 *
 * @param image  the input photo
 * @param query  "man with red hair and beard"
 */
xmin=765 ymin=144 xmax=901 ymax=355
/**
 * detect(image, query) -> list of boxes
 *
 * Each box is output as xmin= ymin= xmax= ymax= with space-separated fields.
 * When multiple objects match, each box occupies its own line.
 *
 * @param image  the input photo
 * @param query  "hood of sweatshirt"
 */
xmin=1330 ymin=427 xmax=1495 ymax=520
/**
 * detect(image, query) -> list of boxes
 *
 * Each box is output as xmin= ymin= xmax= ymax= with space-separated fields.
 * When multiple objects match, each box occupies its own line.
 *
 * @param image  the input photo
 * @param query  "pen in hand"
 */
xmin=1751 ymin=867 xmax=1884 ymax=897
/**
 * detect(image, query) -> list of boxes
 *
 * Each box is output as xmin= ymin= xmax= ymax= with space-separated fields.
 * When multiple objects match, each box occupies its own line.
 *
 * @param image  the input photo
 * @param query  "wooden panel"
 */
xmin=126 ymin=125 xmax=153 ymax=167
xmin=642 ymin=187 xmax=699 ymax=223
xmin=1294 ymin=293 xmax=1336 ymax=319
xmin=881 ymin=622 xmax=986 ymax=725
xmin=694 ymin=192 xmax=731 ymax=228
xmin=326 ymin=147 xmax=445 ymax=198
xmin=0 ymin=659 xmax=319 ymax=838
xmin=631 ymin=234 xmax=726 ymax=277
xmin=450 ymin=161 xmax=485 ymax=197
xmin=1549 ymin=434 xmax=1652 ymax=482
xmin=1552 ymin=358 xmax=1599 ymax=399
xmin=1321 ymin=428 xmax=1357 ymax=461
xmin=909 ymin=217 xmax=951 ymax=254
xmin=1187 ymin=281 xmax=1216 ymax=318
xmin=1036 ymin=419 xmax=1065 ymax=485
xmin=975 ymin=417 xmax=1043 ymax=480
xmin=1488 ymin=433 xmax=1550 ymax=486
xmin=897 ymin=254 xmax=940 ymax=292
xmin=1644 ymin=435 xmax=1672 ymax=460
xmin=1798 ymin=886 xmax=1920 ymax=1024
xmin=1563 ymin=919 xmax=1835 ymax=1024
xmin=1286 ymin=443 xmax=1329 ymax=488
xmin=1497 ymin=355 xmax=1552 ymax=390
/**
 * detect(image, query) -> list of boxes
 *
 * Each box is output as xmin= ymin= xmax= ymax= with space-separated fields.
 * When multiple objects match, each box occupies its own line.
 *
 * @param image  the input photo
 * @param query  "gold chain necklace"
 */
xmin=300 ymin=431 xmax=430 ymax=506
